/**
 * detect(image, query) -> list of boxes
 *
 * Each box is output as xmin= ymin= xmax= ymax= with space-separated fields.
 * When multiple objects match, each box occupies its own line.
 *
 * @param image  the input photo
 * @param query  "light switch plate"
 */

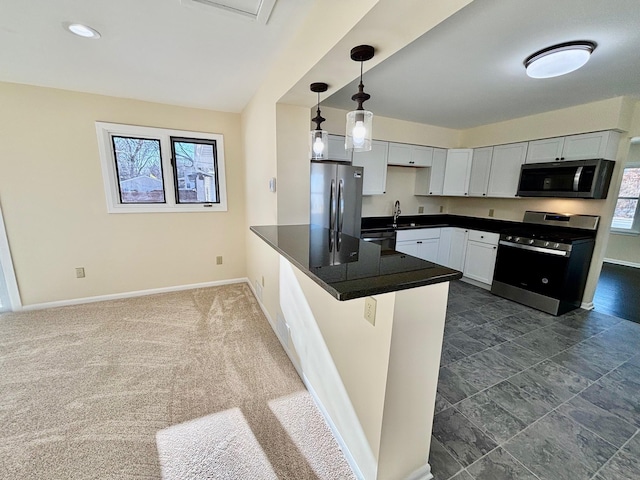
xmin=364 ymin=297 xmax=376 ymax=326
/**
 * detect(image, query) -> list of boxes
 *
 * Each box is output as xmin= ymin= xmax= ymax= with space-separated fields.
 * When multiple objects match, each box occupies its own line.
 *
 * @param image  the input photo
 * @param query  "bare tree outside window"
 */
xmin=612 ymin=166 xmax=640 ymax=230
xmin=171 ymin=137 xmax=219 ymax=204
xmin=112 ymin=136 xmax=165 ymax=203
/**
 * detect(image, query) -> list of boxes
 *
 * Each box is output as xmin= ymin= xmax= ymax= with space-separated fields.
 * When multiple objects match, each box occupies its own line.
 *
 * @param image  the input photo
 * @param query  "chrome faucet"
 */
xmin=392 ymin=200 xmax=401 ymax=227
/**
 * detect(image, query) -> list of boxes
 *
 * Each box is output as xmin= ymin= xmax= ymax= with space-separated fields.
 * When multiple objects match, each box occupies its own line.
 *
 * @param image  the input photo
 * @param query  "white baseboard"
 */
xmin=21 ymin=277 xmax=248 ymax=311
xmin=405 ymin=462 xmax=433 ymax=480
xmin=603 ymin=258 xmax=640 ymax=269
xmin=580 ymin=301 xmax=594 ymax=310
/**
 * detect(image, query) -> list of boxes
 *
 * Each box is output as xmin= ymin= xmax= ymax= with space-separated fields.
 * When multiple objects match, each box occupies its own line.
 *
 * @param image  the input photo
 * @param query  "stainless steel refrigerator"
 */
xmin=310 ymin=161 xmax=363 ymax=237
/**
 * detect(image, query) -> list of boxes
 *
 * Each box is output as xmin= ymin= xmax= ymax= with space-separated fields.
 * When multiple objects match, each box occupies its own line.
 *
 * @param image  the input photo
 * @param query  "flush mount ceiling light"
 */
xmin=524 ymin=41 xmax=596 ymax=79
xmin=346 ymin=45 xmax=374 ymax=152
xmin=66 ymin=23 xmax=101 ymax=39
xmin=309 ymin=82 xmax=329 ymax=160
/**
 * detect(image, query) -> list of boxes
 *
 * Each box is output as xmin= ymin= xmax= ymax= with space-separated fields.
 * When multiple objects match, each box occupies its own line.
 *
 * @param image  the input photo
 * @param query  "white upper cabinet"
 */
xmin=526 ymin=131 xmax=620 ymax=163
xmin=352 ymin=140 xmax=388 ymax=195
xmin=562 ymin=131 xmax=620 ymax=161
xmin=487 ymin=142 xmax=528 ymax=197
xmin=387 ymin=142 xmax=433 ymax=167
xmin=525 ymin=137 xmax=565 ymax=163
xmin=468 ymin=147 xmax=493 ymax=197
xmin=327 ymin=134 xmax=351 ymax=162
xmin=443 ymin=149 xmax=473 ymax=196
xmin=415 ymin=148 xmax=447 ymax=195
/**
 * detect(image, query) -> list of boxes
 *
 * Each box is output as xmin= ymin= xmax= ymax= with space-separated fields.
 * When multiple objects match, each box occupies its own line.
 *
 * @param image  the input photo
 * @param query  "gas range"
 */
xmin=491 ymin=211 xmax=599 ymax=315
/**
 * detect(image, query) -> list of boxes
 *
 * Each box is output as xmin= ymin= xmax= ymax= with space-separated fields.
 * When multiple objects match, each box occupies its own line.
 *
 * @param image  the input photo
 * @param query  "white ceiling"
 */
xmin=3 ymin=0 xmax=640 ymax=128
xmin=0 ymin=0 xmax=313 ymax=112
xmin=322 ymin=0 xmax=640 ymax=129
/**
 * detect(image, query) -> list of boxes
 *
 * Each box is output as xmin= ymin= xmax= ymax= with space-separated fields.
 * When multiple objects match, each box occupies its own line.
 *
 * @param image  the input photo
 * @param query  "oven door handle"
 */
xmin=499 ymin=240 xmax=570 ymax=257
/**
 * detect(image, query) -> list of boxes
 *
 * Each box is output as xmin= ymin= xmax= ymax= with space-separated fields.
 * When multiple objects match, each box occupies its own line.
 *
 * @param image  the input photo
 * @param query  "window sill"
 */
xmin=610 ymin=229 xmax=640 ymax=236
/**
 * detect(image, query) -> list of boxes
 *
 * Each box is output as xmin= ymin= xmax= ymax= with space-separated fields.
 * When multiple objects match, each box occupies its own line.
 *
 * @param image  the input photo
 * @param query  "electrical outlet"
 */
xmin=75 ymin=267 xmax=85 ymax=278
xmin=255 ymin=280 xmax=263 ymax=301
xmin=489 ymin=208 xmax=495 ymax=217
xmin=364 ymin=297 xmax=376 ymax=326
xmin=439 ymin=205 xmax=444 ymax=213
xmin=262 ymin=276 xmax=265 ymax=287
xmin=418 ymin=206 xmax=425 ymax=214
xmin=216 ymin=256 xmax=223 ymax=265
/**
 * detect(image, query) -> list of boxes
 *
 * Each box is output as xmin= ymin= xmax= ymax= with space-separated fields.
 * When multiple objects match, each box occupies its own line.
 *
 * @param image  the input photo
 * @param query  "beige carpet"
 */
xmin=0 ymin=283 xmax=355 ymax=479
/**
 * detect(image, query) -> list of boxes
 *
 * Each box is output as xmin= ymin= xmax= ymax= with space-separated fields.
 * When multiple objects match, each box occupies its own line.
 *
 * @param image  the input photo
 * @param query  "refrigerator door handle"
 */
xmin=329 ymin=179 xmax=336 ymax=230
xmin=338 ymin=179 xmax=344 ymax=233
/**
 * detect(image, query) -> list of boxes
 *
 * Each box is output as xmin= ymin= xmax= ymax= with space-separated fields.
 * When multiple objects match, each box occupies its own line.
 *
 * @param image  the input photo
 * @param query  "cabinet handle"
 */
xmin=430 ymin=192 xmax=433 ymax=194
xmin=481 ymin=236 xmax=484 ymax=238
xmin=483 ymin=193 xmax=486 ymax=196
xmin=464 ymin=193 xmax=468 ymax=195
xmin=555 ymin=157 xmax=559 ymax=160
xmin=410 ymin=161 xmax=415 ymax=164
xmin=561 ymin=157 xmax=565 ymax=160
xmin=417 ymin=241 xmax=423 ymax=244
xmin=493 ymin=246 xmax=497 ymax=249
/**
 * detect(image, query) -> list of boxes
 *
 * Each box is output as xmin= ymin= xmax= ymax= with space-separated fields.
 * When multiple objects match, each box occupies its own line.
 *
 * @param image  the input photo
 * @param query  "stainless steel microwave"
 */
xmin=517 ymin=159 xmax=614 ymax=199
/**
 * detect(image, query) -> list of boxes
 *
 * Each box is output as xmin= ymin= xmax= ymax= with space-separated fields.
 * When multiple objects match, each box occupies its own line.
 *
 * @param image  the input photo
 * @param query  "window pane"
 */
xmin=612 ymin=198 xmax=638 ymax=230
xmin=619 ymin=167 xmax=640 ymax=198
xmin=112 ymin=136 xmax=165 ymax=203
xmin=171 ymin=138 xmax=219 ymax=204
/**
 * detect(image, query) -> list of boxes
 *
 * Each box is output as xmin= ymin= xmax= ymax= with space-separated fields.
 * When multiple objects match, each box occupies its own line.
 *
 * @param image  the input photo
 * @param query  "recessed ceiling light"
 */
xmin=524 ymin=41 xmax=596 ymax=79
xmin=66 ymin=23 xmax=101 ymax=39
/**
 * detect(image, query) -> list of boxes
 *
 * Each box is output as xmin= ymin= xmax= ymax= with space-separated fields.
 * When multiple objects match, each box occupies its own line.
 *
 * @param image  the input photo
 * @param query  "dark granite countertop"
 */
xmin=361 ymin=214 xmax=597 ymax=238
xmin=250 ymin=224 xmax=462 ymax=301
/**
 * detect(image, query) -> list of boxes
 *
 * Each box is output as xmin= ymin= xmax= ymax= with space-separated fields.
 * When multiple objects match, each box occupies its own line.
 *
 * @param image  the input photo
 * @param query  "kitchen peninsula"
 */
xmin=251 ymin=224 xmax=460 ymax=480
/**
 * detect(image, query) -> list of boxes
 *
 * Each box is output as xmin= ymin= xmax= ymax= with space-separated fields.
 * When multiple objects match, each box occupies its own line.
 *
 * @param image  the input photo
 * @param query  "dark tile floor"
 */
xmin=594 ymin=263 xmax=640 ymax=324
xmin=430 ymin=280 xmax=640 ymax=480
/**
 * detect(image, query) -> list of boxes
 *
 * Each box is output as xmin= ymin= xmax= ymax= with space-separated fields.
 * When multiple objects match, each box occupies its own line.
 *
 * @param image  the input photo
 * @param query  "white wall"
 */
xmin=0 ymin=82 xmax=246 ymax=306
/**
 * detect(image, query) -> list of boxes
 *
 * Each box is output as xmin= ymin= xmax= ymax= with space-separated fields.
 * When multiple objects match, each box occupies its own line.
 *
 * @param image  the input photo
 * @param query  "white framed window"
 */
xmin=95 ymin=122 xmax=228 ymax=213
xmin=611 ymin=164 xmax=640 ymax=234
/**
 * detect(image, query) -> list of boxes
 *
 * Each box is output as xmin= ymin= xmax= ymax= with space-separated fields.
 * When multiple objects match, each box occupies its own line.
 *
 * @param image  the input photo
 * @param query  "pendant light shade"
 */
xmin=346 ymin=45 xmax=374 ymax=152
xmin=309 ymin=82 xmax=329 ymax=160
xmin=525 ymin=41 xmax=596 ymax=79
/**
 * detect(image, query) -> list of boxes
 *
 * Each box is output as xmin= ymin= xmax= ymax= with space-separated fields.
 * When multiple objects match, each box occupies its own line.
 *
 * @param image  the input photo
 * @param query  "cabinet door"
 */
xmin=430 ymin=148 xmax=447 ymax=195
xmin=437 ymin=228 xmax=452 ymax=266
xmin=327 ymin=134 xmax=351 ymax=162
xmin=463 ymin=240 xmax=498 ymax=285
xmin=396 ymin=240 xmax=419 ymax=257
xmin=468 ymin=147 xmax=493 ymax=197
xmin=487 ymin=142 xmax=528 ymax=197
xmin=562 ymin=131 xmax=620 ymax=161
xmin=352 ymin=140 xmax=388 ymax=195
xmin=443 ymin=149 xmax=473 ymax=196
xmin=387 ymin=142 xmax=412 ymax=166
xmin=449 ymin=228 xmax=468 ymax=271
xmin=417 ymin=238 xmax=440 ymax=263
xmin=411 ymin=145 xmax=433 ymax=167
xmin=525 ymin=137 xmax=565 ymax=163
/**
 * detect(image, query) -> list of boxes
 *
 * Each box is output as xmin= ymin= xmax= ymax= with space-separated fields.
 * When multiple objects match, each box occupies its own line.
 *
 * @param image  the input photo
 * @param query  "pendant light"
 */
xmin=309 ymin=82 xmax=329 ymax=160
xmin=524 ymin=41 xmax=596 ymax=79
xmin=346 ymin=45 xmax=374 ymax=152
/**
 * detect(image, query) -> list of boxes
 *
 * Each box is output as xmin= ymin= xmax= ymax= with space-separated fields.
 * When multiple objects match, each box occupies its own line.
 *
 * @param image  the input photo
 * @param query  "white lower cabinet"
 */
xmin=449 ymin=228 xmax=469 ymax=271
xmin=462 ymin=230 xmax=499 ymax=286
xmin=396 ymin=228 xmax=441 ymax=263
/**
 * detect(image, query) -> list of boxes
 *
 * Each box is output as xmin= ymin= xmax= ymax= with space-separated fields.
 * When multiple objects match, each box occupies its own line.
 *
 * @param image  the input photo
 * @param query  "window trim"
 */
xmin=611 ymin=163 xmax=640 ymax=235
xmin=95 ymin=122 xmax=228 ymax=213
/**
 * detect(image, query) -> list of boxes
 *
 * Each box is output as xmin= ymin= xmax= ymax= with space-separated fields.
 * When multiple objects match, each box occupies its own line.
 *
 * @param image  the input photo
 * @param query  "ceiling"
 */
xmin=2 ymin=0 xmax=640 ymax=128
xmin=0 ymin=0 xmax=313 ymax=112
xmin=322 ymin=0 xmax=640 ymax=129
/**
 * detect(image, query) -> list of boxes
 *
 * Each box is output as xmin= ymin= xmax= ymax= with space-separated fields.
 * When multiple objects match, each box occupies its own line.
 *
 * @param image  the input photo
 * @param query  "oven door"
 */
xmin=493 ymin=242 xmax=569 ymax=298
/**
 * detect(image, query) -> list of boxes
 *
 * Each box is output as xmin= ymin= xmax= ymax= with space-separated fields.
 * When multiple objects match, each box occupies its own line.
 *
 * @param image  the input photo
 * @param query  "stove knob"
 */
xmin=506 ymin=236 xmax=512 ymax=241
xmin=554 ymin=243 xmax=560 ymax=249
xmin=544 ymin=241 xmax=550 ymax=247
xmin=515 ymin=237 xmax=520 ymax=242
xmin=528 ymin=239 xmax=535 ymax=245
